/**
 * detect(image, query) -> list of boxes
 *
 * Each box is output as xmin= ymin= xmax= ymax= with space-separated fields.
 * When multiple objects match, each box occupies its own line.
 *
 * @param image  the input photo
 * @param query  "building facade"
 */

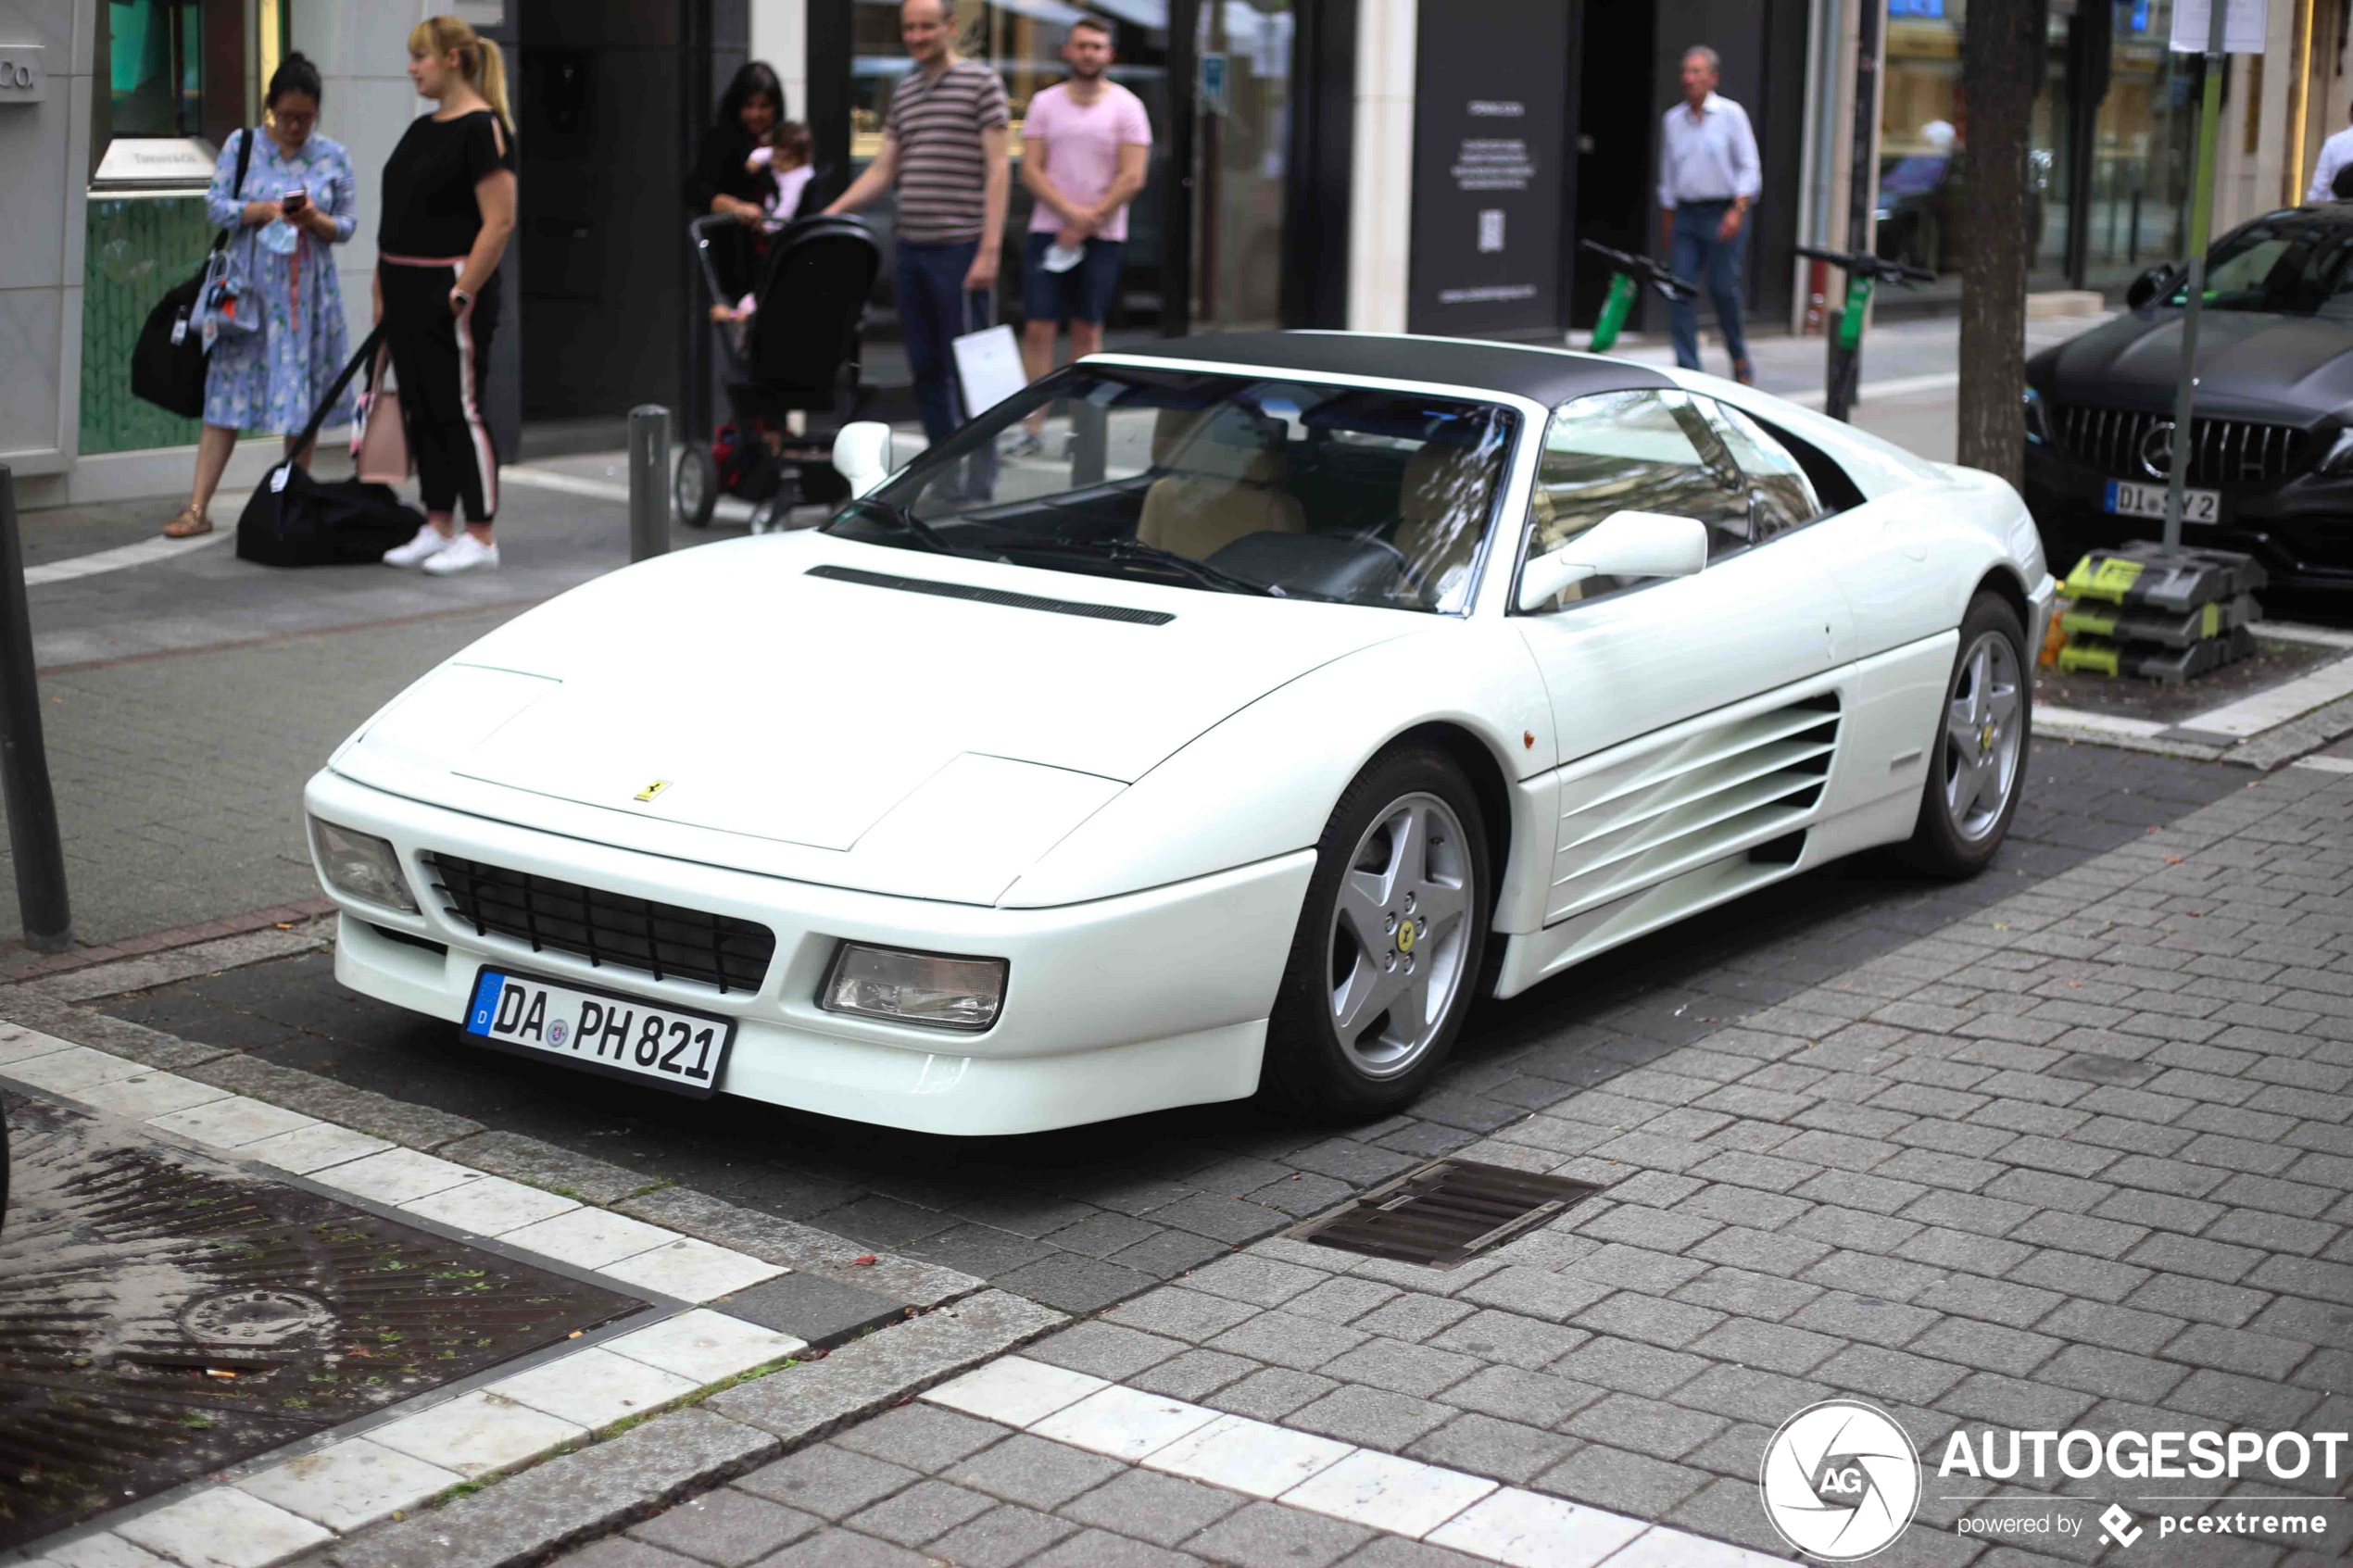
xmin=8 ymin=0 xmax=2347 ymax=509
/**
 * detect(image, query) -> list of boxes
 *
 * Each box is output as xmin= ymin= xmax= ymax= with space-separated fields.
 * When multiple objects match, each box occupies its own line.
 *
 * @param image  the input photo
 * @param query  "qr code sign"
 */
xmin=1478 ymin=210 xmax=1504 ymax=253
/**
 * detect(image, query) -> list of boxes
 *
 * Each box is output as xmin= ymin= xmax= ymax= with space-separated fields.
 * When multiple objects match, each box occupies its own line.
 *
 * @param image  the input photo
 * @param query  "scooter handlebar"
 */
xmin=1578 ymin=239 xmax=1702 ymax=302
xmin=1793 ymin=244 xmax=1936 ymax=286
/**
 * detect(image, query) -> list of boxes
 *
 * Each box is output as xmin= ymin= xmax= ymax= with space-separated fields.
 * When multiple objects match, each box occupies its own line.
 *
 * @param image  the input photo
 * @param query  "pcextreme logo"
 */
xmin=1758 ymin=1400 xmax=1922 ymax=1561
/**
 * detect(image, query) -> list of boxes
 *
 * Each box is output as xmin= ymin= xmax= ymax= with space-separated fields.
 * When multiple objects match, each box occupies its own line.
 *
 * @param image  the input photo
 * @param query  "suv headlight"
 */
xmin=2318 ymin=428 xmax=2353 ymax=474
xmin=309 ymin=819 xmax=419 ymax=913
xmin=822 ymin=944 xmax=1006 ymax=1032
xmin=2023 ymin=386 xmax=2052 ymax=445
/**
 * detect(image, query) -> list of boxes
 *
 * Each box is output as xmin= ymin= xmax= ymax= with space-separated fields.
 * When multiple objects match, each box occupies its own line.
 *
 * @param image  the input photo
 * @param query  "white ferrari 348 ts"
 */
xmin=306 ymin=333 xmax=2055 ymax=1135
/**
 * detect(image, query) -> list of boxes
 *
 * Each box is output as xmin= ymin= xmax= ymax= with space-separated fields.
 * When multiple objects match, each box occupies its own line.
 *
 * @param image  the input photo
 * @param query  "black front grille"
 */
xmin=2050 ymin=404 xmax=2308 ymax=487
xmin=424 ymin=854 xmax=775 ymax=995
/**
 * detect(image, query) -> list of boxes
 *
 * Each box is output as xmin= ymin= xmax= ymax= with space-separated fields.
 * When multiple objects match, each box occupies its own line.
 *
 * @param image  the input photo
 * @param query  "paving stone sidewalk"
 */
xmin=571 ymin=767 xmax=2353 ymax=1567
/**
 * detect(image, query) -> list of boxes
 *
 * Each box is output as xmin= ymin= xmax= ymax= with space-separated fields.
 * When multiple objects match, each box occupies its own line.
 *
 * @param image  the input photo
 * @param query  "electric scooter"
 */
xmin=1793 ymin=244 xmax=1935 ymax=421
xmin=1577 ymin=240 xmax=1701 ymax=354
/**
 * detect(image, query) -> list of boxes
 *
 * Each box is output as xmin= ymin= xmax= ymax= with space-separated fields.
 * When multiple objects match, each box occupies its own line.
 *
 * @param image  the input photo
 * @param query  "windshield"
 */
xmin=824 ymin=366 xmax=1517 ymax=612
xmin=2168 ymin=223 xmax=2353 ymax=317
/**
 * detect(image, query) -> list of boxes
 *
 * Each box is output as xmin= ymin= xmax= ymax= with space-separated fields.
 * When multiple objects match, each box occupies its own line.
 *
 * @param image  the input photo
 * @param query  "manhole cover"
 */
xmin=1292 ymin=1158 xmax=1602 ymax=1269
xmin=0 ymin=1093 xmax=647 ymax=1549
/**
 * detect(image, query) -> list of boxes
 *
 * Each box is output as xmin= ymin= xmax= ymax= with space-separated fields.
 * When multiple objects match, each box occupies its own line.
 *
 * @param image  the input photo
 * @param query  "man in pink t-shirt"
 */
xmin=1013 ymin=15 xmax=1151 ymax=448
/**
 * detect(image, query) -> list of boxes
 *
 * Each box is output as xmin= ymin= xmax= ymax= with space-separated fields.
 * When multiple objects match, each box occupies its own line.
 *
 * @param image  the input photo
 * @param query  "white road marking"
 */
xmin=505 ymin=461 xmax=760 ymax=522
xmin=1788 ymin=370 xmax=1959 ymax=408
xmin=24 ymin=527 xmax=232 ymax=585
xmin=2170 ymin=653 xmax=2353 ymax=738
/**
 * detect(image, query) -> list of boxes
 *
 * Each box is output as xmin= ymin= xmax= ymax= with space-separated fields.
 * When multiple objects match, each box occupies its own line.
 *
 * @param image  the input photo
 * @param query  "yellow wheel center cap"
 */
xmin=1981 ymin=722 xmax=1995 ymax=753
xmin=1396 ymin=920 xmax=1417 ymax=952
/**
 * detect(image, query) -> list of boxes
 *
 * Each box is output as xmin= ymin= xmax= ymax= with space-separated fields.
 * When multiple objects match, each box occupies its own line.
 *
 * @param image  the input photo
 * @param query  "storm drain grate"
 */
xmin=1291 ymin=1159 xmax=1603 ymax=1270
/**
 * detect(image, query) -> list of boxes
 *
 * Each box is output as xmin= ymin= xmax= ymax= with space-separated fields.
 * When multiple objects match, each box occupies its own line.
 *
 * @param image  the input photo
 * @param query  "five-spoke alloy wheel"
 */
xmin=1907 ymin=590 xmax=2031 ymax=876
xmin=1266 ymin=746 xmax=1491 ymax=1121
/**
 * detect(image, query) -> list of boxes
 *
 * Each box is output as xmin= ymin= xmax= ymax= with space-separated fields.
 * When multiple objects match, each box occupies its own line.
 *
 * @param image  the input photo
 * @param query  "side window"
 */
xmin=1526 ymin=391 xmax=1749 ymax=596
xmin=1697 ymin=398 xmax=1826 ymax=542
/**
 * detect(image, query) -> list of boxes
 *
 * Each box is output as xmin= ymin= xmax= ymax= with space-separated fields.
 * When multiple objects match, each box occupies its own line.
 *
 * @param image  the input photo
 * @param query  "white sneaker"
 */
xmin=384 ymin=524 xmax=457 ymax=568
xmin=421 ymin=533 xmax=500 ymax=575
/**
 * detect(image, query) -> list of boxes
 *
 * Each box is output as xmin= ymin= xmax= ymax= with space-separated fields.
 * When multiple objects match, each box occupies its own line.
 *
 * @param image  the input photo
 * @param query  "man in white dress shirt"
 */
xmin=2308 ymin=105 xmax=2353 ymax=203
xmin=1657 ymin=46 xmax=1762 ymax=383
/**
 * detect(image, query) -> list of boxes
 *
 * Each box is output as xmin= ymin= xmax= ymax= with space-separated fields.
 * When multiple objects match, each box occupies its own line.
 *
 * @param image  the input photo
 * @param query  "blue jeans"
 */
xmin=1667 ymin=201 xmax=1751 ymax=374
xmin=895 ymin=238 xmax=997 ymax=500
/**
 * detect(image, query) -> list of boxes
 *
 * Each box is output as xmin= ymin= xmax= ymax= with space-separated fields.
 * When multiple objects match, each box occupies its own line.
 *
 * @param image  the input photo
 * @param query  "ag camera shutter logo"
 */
xmin=1759 ymin=1399 xmax=1921 ymax=1560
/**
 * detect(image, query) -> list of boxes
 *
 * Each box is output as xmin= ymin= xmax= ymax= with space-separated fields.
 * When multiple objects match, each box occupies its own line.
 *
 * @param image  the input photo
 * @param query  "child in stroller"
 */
xmin=677 ymin=208 xmax=882 ymax=533
xmin=711 ymin=121 xmax=814 ymax=331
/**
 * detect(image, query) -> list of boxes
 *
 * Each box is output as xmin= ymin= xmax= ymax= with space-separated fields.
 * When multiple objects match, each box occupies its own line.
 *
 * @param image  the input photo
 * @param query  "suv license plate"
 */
xmin=463 ymin=968 xmax=733 ymax=1098
xmin=2105 ymin=480 xmax=2218 ymax=522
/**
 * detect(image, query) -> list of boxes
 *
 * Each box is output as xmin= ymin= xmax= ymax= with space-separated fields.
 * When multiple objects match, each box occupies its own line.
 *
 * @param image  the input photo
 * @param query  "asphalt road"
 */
xmin=103 ymin=740 xmax=2248 ymax=1318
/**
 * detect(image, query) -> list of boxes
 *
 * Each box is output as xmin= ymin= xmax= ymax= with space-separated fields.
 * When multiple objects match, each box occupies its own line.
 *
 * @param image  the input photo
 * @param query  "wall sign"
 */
xmin=0 ymin=44 xmax=45 ymax=104
xmin=1406 ymin=2 xmax=1567 ymax=336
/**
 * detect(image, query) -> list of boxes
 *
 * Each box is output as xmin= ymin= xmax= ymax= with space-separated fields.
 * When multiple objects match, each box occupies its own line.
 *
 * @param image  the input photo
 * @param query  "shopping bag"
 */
xmin=130 ymin=125 xmax=257 ymax=418
xmin=951 ymin=322 xmax=1026 ymax=419
xmin=351 ymin=345 xmax=410 ymax=483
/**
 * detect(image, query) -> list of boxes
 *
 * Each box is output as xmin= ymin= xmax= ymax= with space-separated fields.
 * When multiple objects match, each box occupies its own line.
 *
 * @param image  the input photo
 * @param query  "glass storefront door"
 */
xmin=2081 ymin=0 xmax=2196 ymax=285
xmin=1189 ymin=0 xmax=1291 ymax=331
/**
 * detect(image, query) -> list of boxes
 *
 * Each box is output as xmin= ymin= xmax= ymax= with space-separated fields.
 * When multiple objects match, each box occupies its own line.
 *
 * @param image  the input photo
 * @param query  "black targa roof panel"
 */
xmin=1109 ymin=332 xmax=1677 ymax=409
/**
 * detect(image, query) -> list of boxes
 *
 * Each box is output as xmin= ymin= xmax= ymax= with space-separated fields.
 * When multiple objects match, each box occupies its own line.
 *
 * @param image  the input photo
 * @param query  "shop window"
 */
xmin=108 ymin=0 xmax=205 ymax=136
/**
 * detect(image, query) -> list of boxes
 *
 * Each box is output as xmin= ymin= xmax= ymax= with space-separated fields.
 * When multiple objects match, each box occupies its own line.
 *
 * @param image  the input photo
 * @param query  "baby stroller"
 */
xmin=674 ymin=212 xmax=883 ymax=533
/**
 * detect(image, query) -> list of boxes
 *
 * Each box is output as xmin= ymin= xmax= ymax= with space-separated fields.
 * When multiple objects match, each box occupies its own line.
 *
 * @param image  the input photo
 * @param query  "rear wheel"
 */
xmin=1906 ymin=591 xmax=2031 ymax=878
xmin=674 ymin=442 xmax=719 ymax=530
xmin=1264 ymin=746 xmax=1491 ymax=1123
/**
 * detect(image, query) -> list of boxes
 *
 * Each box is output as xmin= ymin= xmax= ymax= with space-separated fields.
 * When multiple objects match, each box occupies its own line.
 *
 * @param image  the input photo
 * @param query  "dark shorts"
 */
xmin=1022 ymin=232 xmax=1125 ymax=325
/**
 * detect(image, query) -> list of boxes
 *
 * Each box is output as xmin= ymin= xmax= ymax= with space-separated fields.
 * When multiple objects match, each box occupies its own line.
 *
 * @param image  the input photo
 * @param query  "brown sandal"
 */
xmin=163 ymin=506 xmax=213 ymax=539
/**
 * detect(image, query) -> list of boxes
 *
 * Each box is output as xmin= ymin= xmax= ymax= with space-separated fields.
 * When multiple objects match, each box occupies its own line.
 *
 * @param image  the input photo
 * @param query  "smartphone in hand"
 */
xmin=282 ymin=189 xmax=309 ymax=215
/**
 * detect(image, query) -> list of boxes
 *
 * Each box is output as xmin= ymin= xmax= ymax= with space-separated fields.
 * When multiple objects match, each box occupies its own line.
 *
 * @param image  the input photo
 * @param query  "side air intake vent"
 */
xmin=1547 ymin=693 xmax=1840 ymax=923
xmin=806 ymin=564 xmax=1175 ymax=625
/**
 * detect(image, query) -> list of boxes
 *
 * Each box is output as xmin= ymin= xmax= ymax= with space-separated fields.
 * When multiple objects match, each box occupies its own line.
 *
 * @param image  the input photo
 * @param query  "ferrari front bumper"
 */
xmin=304 ymin=768 xmax=1315 ymax=1135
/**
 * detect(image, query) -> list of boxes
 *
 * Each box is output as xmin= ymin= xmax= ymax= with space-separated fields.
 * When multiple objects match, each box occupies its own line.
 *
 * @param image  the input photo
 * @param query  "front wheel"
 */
xmin=1263 ymin=746 xmax=1491 ymax=1123
xmin=674 ymin=442 xmax=718 ymax=530
xmin=1906 ymin=591 xmax=2031 ymax=878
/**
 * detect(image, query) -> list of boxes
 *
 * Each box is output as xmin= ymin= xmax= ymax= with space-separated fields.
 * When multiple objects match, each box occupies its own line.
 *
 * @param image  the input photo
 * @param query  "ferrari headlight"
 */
xmin=2318 ymin=427 xmax=2353 ymax=474
xmin=823 ymin=944 xmax=1006 ymax=1032
xmin=309 ymin=818 xmax=419 ymax=913
xmin=2023 ymin=386 xmax=2052 ymax=445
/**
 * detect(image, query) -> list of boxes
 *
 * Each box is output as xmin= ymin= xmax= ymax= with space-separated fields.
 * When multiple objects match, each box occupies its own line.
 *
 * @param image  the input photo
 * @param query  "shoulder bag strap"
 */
xmin=211 ymin=127 xmax=258 ymax=255
xmin=290 ymin=323 xmax=387 ymax=458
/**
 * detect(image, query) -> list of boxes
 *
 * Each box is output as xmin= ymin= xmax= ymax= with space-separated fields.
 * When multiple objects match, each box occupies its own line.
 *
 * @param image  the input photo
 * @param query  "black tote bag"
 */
xmin=130 ymin=127 xmax=256 ymax=419
xmin=237 ymin=326 xmax=428 ymax=568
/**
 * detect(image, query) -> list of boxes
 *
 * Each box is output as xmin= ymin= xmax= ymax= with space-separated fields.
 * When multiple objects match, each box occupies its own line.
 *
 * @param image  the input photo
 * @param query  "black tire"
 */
xmin=748 ymin=495 xmax=793 ymax=534
xmin=1906 ymin=591 xmax=2032 ymax=879
xmin=1263 ymin=745 xmax=1492 ymax=1123
xmin=674 ymin=442 xmax=719 ymax=530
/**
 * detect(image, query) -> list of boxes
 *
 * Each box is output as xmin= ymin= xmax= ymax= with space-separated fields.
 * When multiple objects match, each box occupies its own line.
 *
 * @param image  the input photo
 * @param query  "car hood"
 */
xmin=335 ymin=533 xmax=1413 ymax=902
xmin=2032 ymin=308 xmax=2353 ymax=421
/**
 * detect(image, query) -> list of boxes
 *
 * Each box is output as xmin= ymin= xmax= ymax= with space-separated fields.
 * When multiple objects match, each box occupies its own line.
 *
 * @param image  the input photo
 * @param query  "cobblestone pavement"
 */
xmin=568 ymin=760 xmax=2353 ymax=1567
xmin=103 ymin=744 xmax=2246 ymax=1330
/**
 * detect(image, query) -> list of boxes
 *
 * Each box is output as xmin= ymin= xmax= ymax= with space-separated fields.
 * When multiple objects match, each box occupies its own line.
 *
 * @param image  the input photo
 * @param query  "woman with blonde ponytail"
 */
xmin=373 ymin=15 xmax=519 ymax=575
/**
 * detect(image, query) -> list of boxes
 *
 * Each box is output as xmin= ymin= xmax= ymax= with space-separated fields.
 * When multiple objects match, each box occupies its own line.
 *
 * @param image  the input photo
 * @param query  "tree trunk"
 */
xmin=1957 ymin=0 xmax=2043 ymax=490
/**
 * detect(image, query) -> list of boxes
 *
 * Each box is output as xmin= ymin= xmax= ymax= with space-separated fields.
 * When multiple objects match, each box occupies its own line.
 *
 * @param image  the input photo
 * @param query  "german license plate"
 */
xmin=463 ymin=968 xmax=732 ymax=1098
xmin=2105 ymin=479 xmax=2217 ymax=522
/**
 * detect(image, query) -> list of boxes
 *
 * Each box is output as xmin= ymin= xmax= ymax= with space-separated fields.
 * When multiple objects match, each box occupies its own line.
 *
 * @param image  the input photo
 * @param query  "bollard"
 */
xmin=0 ymin=467 xmax=72 ymax=951
xmin=627 ymin=405 xmax=672 ymax=564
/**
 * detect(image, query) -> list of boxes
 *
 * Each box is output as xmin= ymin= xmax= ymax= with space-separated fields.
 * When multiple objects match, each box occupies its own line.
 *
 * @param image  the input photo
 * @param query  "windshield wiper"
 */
xmin=995 ymin=536 xmax=1290 ymax=597
xmin=826 ymin=495 xmax=971 ymax=558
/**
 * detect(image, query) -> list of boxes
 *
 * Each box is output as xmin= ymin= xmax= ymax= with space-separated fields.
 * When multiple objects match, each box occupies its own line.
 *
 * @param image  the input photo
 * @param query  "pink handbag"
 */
xmin=351 ymin=345 xmax=410 ymax=483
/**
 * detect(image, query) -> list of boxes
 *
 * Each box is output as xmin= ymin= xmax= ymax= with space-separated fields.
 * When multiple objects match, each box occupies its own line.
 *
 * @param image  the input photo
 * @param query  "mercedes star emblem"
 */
xmin=2139 ymin=420 xmax=2176 ymax=480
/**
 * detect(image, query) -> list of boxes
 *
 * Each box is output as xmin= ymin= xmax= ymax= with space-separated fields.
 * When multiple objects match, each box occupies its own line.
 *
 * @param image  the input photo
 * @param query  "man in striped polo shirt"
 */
xmin=828 ymin=0 xmax=1011 ymax=500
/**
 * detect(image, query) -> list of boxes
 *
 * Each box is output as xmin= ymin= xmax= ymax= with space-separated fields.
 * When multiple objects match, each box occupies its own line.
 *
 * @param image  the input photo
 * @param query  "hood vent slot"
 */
xmin=806 ymin=564 xmax=1175 ymax=625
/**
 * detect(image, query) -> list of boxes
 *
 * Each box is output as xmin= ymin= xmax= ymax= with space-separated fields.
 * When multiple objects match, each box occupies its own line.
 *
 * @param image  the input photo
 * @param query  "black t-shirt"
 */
xmin=691 ymin=124 xmax=777 ymax=214
xmin=379 ymin=110 xmax=515 ymax=257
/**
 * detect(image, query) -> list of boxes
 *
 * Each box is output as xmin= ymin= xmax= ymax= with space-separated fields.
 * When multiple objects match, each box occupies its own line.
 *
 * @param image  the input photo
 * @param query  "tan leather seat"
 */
xmin=1136 ymin=408 xmax=1304 ymax=558
xmin=1391 ymin=444 xmax=1498 ymax=592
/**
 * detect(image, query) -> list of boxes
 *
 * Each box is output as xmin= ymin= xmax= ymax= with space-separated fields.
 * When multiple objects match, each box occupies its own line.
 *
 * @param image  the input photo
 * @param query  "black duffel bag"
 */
xmin=131 ymin=125 xmax=256 ymax=419
xmin=238 ymin=326 xmax=427 ymax=568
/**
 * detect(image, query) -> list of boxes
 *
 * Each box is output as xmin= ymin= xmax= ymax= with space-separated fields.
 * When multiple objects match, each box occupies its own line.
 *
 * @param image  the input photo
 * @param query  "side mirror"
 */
xmin=832 ymin=421 xmax=895 ymax=498
xmin=1517 ymin=509 xmax=1710 ymax=612
xmin=2125 ymin=265 xmax=2173 ymax=311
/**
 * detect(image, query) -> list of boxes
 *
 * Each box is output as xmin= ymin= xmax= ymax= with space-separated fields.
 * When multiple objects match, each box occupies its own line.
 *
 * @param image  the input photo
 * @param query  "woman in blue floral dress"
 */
xmin=166 ymin=52 xmax=359 ymax=537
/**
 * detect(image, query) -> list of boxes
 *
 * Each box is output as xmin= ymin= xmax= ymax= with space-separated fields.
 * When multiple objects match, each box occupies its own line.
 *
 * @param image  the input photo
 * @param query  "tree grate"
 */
xmin=1290 ymin=1159 xmax=1603 ymax=1270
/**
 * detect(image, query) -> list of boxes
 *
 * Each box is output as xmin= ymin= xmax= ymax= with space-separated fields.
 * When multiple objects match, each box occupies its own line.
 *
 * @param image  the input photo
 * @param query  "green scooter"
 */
xmin=1793 ymin=244 xmax=1934 ymax=421
xmin=1578 ymin=239 xmax=1701 ymax=355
